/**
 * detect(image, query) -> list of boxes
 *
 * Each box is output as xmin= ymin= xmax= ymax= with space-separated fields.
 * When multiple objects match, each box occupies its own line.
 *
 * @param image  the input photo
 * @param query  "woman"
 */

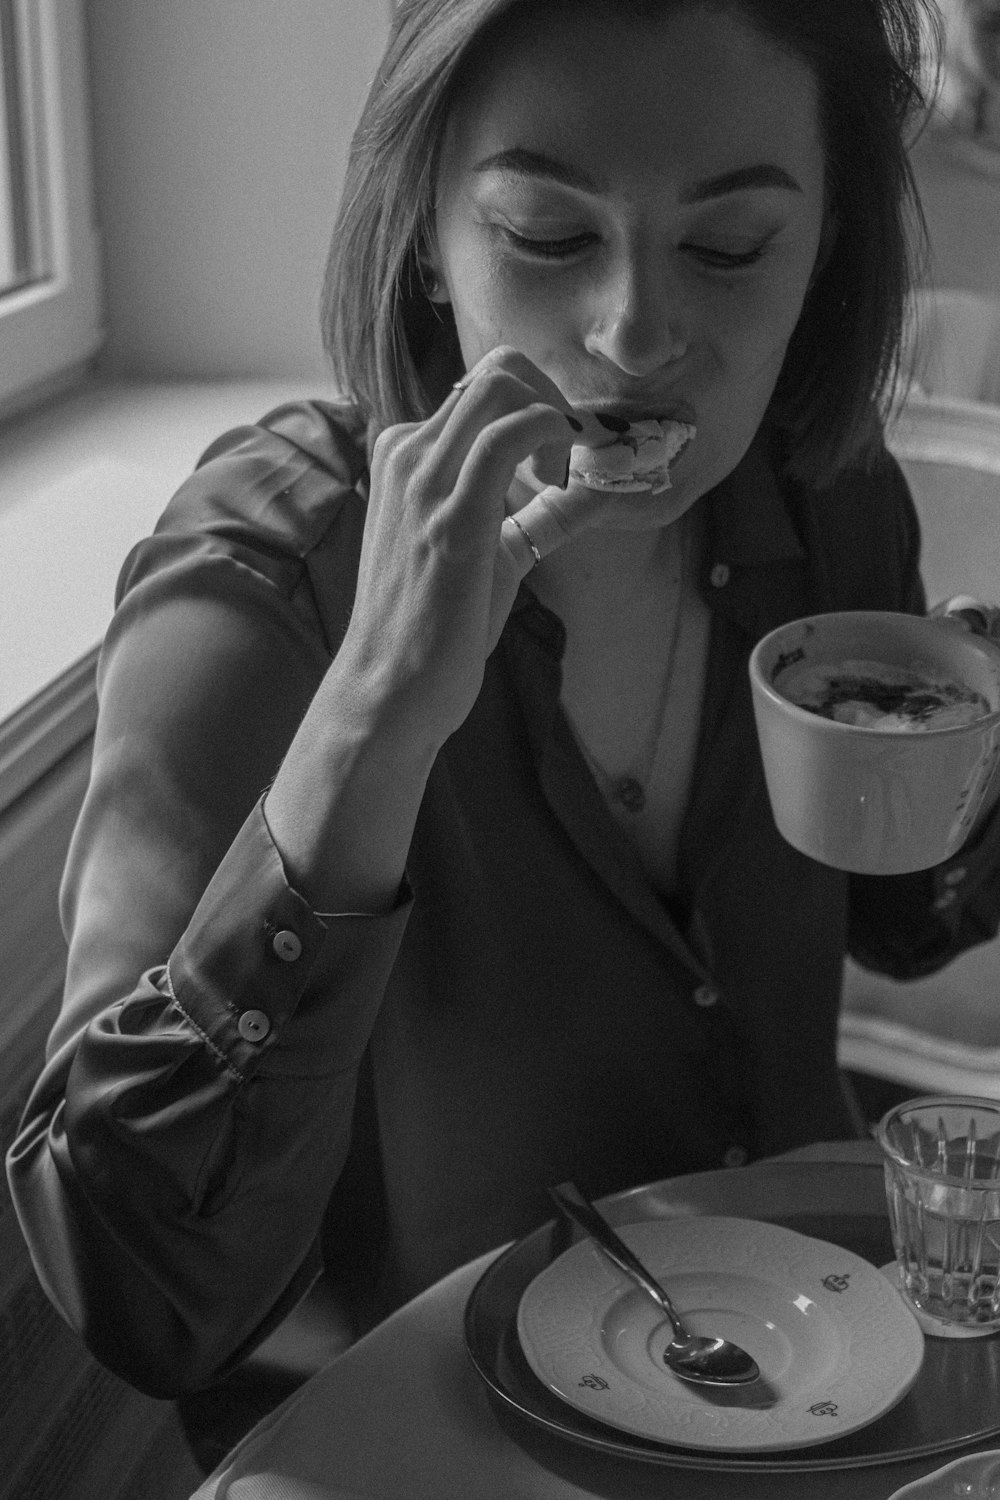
xmin=8 ymin=0 xmax=1000 ymax=1416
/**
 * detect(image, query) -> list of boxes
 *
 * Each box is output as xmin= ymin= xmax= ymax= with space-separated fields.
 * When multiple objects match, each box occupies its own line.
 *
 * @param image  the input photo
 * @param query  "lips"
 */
xmin=582 ymin=398 xmax=698 ymax=429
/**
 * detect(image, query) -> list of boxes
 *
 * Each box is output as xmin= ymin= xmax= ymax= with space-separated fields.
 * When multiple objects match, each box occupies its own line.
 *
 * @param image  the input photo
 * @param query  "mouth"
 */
xmin=567 ymin=408 xmax=696 ymax=496
xmin=580 ymin=400 xmax=698 ymax=430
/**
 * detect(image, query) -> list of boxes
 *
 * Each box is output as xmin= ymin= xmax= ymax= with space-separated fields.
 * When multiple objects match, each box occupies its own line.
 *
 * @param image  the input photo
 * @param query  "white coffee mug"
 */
xmin=749 ymin=611 xmax=1000 ymax=873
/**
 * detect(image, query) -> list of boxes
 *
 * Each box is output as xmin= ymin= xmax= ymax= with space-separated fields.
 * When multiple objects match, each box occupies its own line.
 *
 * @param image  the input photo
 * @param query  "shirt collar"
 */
xmin=705 ymin=428 xmax=803 ymax=570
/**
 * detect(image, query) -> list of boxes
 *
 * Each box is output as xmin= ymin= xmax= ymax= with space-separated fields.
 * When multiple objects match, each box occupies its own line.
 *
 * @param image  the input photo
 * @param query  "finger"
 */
xmin=438 ymin=348 xmax=581 ymax=481
xmin=499 ymin=512 xmax=543 ymax=576
xmin=445 ymin=375 xmax=577 ymax=476
xmin=450 ymin=404 xmax=582 ymax=525
xmin=935 ymin=596 xmax=997 ymax=638
xmin=488 ymin=485 xmax=594 ymax=650
xmin=488 ymin=515 xmax=542 ymax=652
xmin=494 ymin=485 xmax=598 ymax=589
xmin=505 ymin=482 xmax=619 ymax=561
xmin=452 ymin=344 xmax=577 ymax=419
xmin=384 ymin=381 xmax=571 ymax=511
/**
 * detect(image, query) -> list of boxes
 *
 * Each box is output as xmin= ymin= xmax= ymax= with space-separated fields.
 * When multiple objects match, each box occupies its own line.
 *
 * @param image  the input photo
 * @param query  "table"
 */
xmin=190 ymin=1142 xmax=1000 ymax=1500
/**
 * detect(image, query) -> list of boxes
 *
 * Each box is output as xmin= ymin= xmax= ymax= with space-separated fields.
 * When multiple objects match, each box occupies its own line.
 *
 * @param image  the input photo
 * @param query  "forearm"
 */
xmin=260 ymin=350 xmax=600 ymax=918
xmin=263 ymin=652 xmax=439 ymax=914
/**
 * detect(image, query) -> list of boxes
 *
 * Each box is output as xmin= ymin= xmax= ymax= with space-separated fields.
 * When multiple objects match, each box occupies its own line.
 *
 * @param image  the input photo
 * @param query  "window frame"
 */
xmin=0 ymin=0 xmax=102 ymax=416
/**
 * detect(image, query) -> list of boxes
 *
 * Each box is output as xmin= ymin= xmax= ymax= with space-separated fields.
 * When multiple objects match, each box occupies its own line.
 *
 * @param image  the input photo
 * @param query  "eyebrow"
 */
xmin=682 ymin=165 xmax=803 ymax=202
xmin=472 ymin=148 xmax=803 ymax=201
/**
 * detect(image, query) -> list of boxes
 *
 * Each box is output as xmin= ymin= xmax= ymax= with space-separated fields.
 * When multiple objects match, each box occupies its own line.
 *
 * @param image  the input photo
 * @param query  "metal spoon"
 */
xmin=549 ymin=1182 xmax=760 ymax=1387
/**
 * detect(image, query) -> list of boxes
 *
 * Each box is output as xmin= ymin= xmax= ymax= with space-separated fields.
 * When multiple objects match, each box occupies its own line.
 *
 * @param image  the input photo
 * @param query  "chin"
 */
xmin=568 ymin=474 xmax=701 ymax=532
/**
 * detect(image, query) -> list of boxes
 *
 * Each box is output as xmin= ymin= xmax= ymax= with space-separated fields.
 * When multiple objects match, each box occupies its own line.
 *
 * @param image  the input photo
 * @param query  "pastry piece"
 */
xmin=569 ymin=414 xmax=696 ymax=494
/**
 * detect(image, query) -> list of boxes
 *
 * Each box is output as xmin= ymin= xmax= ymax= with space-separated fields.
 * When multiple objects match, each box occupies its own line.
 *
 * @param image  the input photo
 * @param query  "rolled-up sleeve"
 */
xmin=6 ymin=405 xmax=408 ymax=1396
xmin=849 ymin=799 xmax=1000 ymax=979
xmin=10 ymin=799 xmax=409 ymax=1395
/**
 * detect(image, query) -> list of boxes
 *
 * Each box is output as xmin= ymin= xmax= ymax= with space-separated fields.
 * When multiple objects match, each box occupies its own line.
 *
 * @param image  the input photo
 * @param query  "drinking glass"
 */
xmin=877 ymin=1095 xmax=1000 ymax=1337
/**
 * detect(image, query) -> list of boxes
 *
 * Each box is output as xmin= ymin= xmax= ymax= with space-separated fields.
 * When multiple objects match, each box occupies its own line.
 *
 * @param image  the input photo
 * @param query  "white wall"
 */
xmin=81 ymin=1 xmax=1000 ymax=377
xmin=83 ymin=0 xmax=390 ymax=380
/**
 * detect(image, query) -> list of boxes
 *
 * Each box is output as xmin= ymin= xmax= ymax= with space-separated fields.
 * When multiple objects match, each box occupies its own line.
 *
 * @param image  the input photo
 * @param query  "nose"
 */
xmin=584 ymin=249 xmax=689 ymax=376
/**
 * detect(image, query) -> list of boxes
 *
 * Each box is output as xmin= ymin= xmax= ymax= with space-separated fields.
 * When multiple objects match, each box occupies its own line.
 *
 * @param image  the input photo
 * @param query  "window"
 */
xmin=0 ymin=2 xmax=31 ymax=296
xmin=0 ymin=0 xmax=101 ymax=416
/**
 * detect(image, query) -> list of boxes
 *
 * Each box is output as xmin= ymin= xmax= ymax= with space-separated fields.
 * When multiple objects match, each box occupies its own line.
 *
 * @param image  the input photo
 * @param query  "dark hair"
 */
xmin=321 ymin=0 xmax=942 ymax=486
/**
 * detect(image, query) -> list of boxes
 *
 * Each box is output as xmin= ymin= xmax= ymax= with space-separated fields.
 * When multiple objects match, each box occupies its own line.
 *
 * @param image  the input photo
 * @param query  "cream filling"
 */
xmin=569 ymin=419 xmax=696 ymax=494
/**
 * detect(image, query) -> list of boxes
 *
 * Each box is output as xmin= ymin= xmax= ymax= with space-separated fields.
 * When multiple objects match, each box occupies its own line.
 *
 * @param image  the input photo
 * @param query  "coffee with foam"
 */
xmin=777 ymin=658 xmax=991 ymax=732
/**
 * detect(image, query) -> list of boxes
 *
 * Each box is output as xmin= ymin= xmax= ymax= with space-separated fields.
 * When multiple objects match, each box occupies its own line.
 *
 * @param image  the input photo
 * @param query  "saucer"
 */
xmin=517 ymin=1215 xmax=924 ymax=1453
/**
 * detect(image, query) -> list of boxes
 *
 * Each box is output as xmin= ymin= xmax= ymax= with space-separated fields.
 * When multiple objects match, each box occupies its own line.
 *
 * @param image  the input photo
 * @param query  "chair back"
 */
xmin=888 ymin=393 xmax=1000 ymax=609
xmin=903 ymin=286 xmax=1000 ymax=406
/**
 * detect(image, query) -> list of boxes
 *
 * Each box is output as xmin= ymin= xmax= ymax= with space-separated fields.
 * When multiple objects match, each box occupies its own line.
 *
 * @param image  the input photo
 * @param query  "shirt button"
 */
xmin=272 ymin=929 xmax=303 ymax=962
xmin=933 ymin=890 xmax=958 ymax=911
xmin=238 ymin=1009 xmax=271 ymax=1043
xmin=693 ymin=984 xmax=719 ymax=1008
xmin=943 ymin=867 xmax=967 ymax=888
xmin=710 ymin=563 xmax=730 ymax=588
xmin=723 ymin=1145 xmax=749 ymax=1169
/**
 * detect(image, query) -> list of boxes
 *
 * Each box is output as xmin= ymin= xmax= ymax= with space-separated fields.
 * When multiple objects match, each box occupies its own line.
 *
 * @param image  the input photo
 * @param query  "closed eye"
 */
xmin=685 ymin=243 xmax=769 ymax=270
xmin=501 ymin=229 xmax=596 ymax=259
xmin=502 ymin=228 xmax=771 ymax=270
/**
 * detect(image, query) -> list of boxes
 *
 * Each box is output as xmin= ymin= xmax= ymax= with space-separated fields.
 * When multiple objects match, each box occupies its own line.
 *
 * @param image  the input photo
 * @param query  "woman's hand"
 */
xmin=931 ymin=596 xmax=1000 ymax=644
xmin=341 ymin=346 xmax=603 ymax=749
xmin=267 ymin=346 xmax=617 ymax=912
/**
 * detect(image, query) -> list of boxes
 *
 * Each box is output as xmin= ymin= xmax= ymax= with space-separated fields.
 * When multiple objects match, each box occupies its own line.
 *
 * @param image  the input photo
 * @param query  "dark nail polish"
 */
xmin=595 ymin=413 xmax=629 ymax=434
xmin=566 ymin=415 xmax=584 ymax=432
xmin=562 ymin=455 xmax=571 ymax=488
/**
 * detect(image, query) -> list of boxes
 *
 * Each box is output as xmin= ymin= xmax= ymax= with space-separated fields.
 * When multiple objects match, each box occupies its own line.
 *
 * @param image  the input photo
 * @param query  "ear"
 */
xmin=416 ymin=229 xmax=451 ymax=305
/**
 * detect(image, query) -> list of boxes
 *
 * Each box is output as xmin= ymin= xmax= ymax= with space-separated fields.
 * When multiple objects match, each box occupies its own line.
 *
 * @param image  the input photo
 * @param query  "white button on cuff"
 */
xmin=693 ymin=984 xmax=719 ymax=1008
xmin=723 ymin=1145 xmax=749 ymax=1169
xmin=272 ymin=929 xmax=303 ymax=962
xmin=710 ymin=563 xmax=730 ymax=588
xmin=943 ymin=867 xmax=967 ymax=888
xmin=238 ymin=1009 xmax=271 ymax=1043
xmin=933 ymin=890 xmax=958 ymax=911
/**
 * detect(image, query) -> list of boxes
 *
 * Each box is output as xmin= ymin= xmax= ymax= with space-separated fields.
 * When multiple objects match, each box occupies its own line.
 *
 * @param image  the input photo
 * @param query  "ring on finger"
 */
xmin=504 ymin=513 xmax=542 ymax=569
xmin=452 ymin=376 xmax=472 ymax=393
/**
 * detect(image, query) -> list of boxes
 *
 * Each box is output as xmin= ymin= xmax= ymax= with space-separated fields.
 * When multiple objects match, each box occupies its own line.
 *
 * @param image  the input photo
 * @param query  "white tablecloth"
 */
xmin=189 ymin=1143 xmax=999 ymax=1500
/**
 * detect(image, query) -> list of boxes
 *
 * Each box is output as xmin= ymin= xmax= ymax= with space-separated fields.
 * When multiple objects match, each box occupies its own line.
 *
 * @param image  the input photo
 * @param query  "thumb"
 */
xmin=486 ymin=483 xmax=586 ymax=652
xmin=508 ymin=476 xmax=620 ymax=561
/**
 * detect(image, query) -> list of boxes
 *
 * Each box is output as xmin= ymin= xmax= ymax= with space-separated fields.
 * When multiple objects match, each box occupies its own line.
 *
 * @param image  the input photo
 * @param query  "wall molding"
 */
xmin=0 ymin=647 xmax=97 ymax=817
xmin=890 ymin=395 xmax=1000 ymax=473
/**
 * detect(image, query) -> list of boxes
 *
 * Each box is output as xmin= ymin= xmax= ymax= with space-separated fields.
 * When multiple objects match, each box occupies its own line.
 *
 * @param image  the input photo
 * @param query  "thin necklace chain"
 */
xmin=573 ymin=514 xmax=695 ymax=816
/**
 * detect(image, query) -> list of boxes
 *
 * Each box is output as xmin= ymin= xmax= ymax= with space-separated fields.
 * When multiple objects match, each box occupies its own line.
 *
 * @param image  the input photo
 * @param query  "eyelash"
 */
xmin=501 ymin=228 xmax=767 ymax=270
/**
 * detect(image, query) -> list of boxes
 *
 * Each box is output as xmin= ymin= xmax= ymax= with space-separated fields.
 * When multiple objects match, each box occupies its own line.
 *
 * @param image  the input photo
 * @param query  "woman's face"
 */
xmin=427 ymin=1 xmax=828 ymax=528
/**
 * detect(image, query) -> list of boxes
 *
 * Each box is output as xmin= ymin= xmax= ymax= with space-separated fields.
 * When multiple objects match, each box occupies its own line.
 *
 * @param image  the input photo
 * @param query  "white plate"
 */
xmin=517 ymin=1215 xmax=925 ymax=1453
xmin=888 ymin=1450 xmax=1000 ymax=1498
